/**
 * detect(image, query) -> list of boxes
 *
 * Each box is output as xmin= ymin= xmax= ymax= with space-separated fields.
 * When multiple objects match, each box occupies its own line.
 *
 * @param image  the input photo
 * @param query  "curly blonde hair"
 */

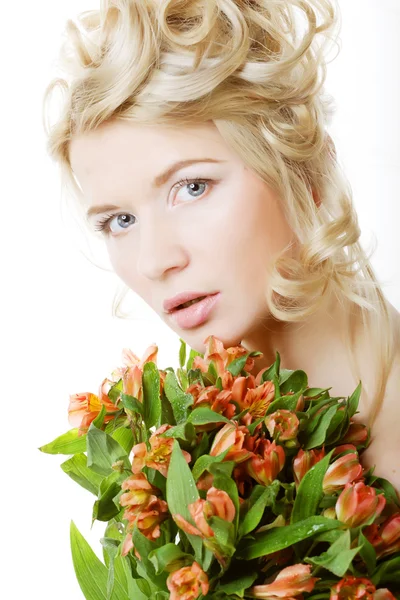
xmin=42 ymin=0 xmax=397 ymax=425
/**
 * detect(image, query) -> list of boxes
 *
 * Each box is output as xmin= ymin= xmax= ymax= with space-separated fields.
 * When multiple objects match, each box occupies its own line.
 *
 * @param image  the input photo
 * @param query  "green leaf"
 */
xmin=92 ymin=471 xmax=124 ymax=523
xmin=238 ymin=481 xmax=281 ymax=539
xmin=159 ymin=391 xmax=176 ymax=427
xmin=131 ymin=524 xmax=168 ymax=591
xmin=266 ymin=391 xmax=303 ymax=415
xmin=70 ymin=521 xmax=127 ymax=600
xmin=217 ymin=571 xmax=258 ymax=597
xmin=373 ymin=477 xmax=400 ymax=508
xmin=280 ymin=370 xmax=308 ymax=394
xmin=358 ymin=530 xmax=376 ymax=575
xmin=347 ymin=381 xmax=362 ymax=418
xmin=371 ymin=556 xmax=400 ymax=586
xmin=87 ymin=424 xmax=129 ymax=476
xmin=187 ymin=407 xmax=231 ymax=426
xmin=166 ymin=440 xmax=203 ymax=563
xmin=304 ymin=406 xmax=338 ymax=449
xmin=226 ymin=353 xmax=251 ymax=376
xmin=291 ymin=449 xmax=334 ymax=523
xmin=142 ymin=362 xmax=161 ymax=429
xmin=236 ymin=516 xmax=341 ymax=560
xmin=120 ymin=557 xmax=151 ymax=600
xmin=192 ymin=449 xmax=230 ymax=481
xmin=160 ymin=421 xmax=196 ymax=443
xmin=163 ymin=371 xmax=194 ymax=423
xmin=39 ymin=428 xmax=87 ymax=455
xmin=111 ymin=427 xmax=134 ymax=455
xmin=148 ymin=544 xmax=194 ymax=575
xmin=179 ymin=338 xmax=187 ymax=369
xmin=61 ymin=453 xmax=104 ymax=495
xmin=207 ymin=516 xmax=236 ymax=556
xmin=120 ymin=393 xmax=144 ymax=416
xmin=306 ymin=530 xmax=361 ymax=577
xmin=261 ymin=352 xmax=281 ymax=382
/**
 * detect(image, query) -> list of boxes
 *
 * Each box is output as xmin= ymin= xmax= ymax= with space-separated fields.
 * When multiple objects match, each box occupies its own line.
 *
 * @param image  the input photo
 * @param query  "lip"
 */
xmin=168 ymin=293 xmax=221 ymax=330
xmin=163 ymin=291 xmax=219 ymax=313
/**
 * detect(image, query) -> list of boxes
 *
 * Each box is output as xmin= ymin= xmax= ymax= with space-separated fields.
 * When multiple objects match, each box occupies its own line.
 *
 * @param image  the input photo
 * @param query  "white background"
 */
xmin=2 ymin=1 xmax=399 ymax=598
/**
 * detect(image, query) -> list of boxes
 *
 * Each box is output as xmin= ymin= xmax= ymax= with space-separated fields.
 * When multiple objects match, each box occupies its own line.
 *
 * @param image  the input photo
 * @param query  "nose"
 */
xmin=135 ymin=214 xmax=188 ymax=280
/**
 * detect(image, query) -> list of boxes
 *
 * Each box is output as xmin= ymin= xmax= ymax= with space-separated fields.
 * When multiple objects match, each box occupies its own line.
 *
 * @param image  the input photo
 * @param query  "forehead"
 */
xmin=69 ymin=120 xmax=232 ymax=182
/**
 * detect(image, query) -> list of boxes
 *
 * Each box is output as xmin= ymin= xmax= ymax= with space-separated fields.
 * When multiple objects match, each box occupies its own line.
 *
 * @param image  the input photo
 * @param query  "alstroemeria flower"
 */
xmin=336 ymin=482 xmax=386 ymax=528
xmin=365 ymin=513 xmax=400 ymax=559
xmin=231 ymin=377 xmax=276 ymax=422
xmin=330 ymin=576 xmax=376 ymax=599
xmin=166 ymin=561 xmax=209 ymax=600
xmin=173 ymin=487 xmax=235 ymax=540
xmin=136 ymin=496 xmax=169 ymax=540
xmin=210 ymin=422 xmax=254 ymax=463
xmin=68 ymin=385 xmax=119 ymax=436
xmin=119 ymin=472 xmax=161 ymax=517
xmin=192 ymin=335 xmax=258 ymax=380
xmin=249 ymin=564 xmax=319 ymax=598
xmin=131 ymin=424 xmax=191 ymax=478
xmin=342 ymin=422 xmax=369 ymax=445
xmin=190 ymin=384 xmax=236 ymax=427
xmin=265 ymin=410 xmax=300 ymax=441
xmin=323 ymin=449 xmax=363 ymax=494
xmin=373 ymin=590 xmax=397 ymax=599
xmin=246 ymin=438 xmax=285 ymax=486
xmin=293 ymin=448 xmax=325 ymax=487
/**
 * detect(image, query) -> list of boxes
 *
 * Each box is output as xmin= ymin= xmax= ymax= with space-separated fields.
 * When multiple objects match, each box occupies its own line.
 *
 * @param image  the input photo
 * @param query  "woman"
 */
xmin=43 ymin=0 xmax=400 ymax=488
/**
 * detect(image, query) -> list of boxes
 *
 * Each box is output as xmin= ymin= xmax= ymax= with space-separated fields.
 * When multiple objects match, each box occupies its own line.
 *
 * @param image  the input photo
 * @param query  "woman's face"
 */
xmin=69 ymin=120 xmax=295 ymax=353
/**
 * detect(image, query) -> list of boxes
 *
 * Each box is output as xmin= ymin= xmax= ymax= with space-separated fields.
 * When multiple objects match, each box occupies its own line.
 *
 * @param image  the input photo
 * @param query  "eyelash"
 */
xmin=94 ymin=177 xmax=212 ymax=236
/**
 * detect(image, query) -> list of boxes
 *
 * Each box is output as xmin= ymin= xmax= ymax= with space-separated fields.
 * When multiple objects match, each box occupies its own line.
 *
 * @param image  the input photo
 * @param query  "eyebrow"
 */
xmin=86 ymin=157 xmax=226 ymax=220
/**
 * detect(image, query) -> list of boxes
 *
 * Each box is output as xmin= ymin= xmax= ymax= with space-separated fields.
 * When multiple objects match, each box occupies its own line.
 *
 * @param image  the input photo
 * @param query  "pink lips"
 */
xmin=163 ymin=291 xmax=216 ymax=313
xmin=169 ymin=293 xmax=221 ymax=329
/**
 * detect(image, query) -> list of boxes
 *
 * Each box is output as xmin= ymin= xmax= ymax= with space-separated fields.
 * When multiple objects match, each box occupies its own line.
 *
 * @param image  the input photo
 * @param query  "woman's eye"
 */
xmin=94 ymin=177 xmax=211 ymax=236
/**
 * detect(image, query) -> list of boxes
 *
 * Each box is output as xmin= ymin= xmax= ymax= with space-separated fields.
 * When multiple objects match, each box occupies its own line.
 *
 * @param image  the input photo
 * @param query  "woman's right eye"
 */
xmin=94 ymin=213 xmax=136 ymax=236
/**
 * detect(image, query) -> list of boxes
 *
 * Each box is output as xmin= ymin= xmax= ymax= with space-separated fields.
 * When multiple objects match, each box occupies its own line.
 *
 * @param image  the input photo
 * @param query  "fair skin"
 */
xmin=69 ymin=119 xmax=400 ymax=489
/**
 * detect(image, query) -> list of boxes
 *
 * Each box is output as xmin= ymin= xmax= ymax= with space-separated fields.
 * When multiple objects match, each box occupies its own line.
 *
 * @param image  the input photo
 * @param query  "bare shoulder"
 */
xmin=360 ymin=301 xmax=400 ymax=490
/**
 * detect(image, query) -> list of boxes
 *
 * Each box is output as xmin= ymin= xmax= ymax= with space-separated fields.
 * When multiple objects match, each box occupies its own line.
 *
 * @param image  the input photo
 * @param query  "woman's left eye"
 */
xmin=94 ymin=177 xmax=212 ymax=236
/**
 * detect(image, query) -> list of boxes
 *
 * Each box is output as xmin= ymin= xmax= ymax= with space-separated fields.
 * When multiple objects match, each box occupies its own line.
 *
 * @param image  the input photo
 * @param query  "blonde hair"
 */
xmin=42 ymin=0 xmax=397 ymax=425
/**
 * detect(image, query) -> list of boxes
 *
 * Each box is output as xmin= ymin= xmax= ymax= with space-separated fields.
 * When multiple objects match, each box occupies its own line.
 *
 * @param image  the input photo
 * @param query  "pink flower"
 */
xmin=330 ymin=576 xmax=376 ymax=599
xmin=335 ymin=482 xmax=386 ymax=528
xmin=166 ymin=561 xmax=209 ymax=600
xmin=119 ymin=472 xmax=161 ymax=516
xmin=250 ymin=564 xmax=319 ymax=598
xmin=131 ymin=424 xmax=191 ymax=478
xmin=246 ymin=438 xmax=285 ymax=486
xmin=323 ymin=449 xmax=363 ymax=494
xmin=365 ymin=513 xmax=400 ymax=559
xmin=293 ymin=448 xmax=325 ymax=487
xmin=265 ymin=410 xmax=300 ymax=441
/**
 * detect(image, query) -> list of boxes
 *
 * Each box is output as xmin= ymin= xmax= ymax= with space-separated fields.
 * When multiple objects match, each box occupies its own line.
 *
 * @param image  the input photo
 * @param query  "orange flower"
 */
xmin=265 ymin=410 xmax=300 ymax=441
xmin=192 ymin=335 xmax=259 ymax=380
xmin=373 ymin=590 xmax=397 ymax=600
xmin=231 ymin=377 xmax=276 ymax=422
xmin=342 ymin=422 xmax=369 ymax=445
xmin=250 ymin=564 xmax=319 ymax=598
xmin=166 ymin=561 xmax=209 ymax=600
xmin=246 ymin=438 xmax=285 ymax=487
xmin=173 ymin=487 xmax=236 ymax=540
xmin=323 ymin=449 xmax=363 ymax=494
xmin=190 ymin=385 xmax=236 ymax=428
xmin=68 ymin=382 xmax=119 ymax=436
xmin=293 ymin=448 xmax=325 ymax=487
xmin=210 ymin=422 xmax=254 ymax=463
xmin=111 ymin=343 xmax=160 ymax=403
xmin=131 ymin=424 xmax=191 ymax=478
xmin=335 ymin=482 xmax=386 ymax=528
xmin=119 ymin=472 xmax=161 ymax=518
xmin=365 ymin=513 xmax=400 ymax=559
xmin=330 ymin=576 xmax=376 ymax=599
xmin=136 ymin=496 xmax=169 ymax=540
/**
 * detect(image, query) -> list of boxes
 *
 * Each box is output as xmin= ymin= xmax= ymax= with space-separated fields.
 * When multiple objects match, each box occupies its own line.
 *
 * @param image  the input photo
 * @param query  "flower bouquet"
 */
xmin=40 ymin=336 xmax=400 ymax=600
